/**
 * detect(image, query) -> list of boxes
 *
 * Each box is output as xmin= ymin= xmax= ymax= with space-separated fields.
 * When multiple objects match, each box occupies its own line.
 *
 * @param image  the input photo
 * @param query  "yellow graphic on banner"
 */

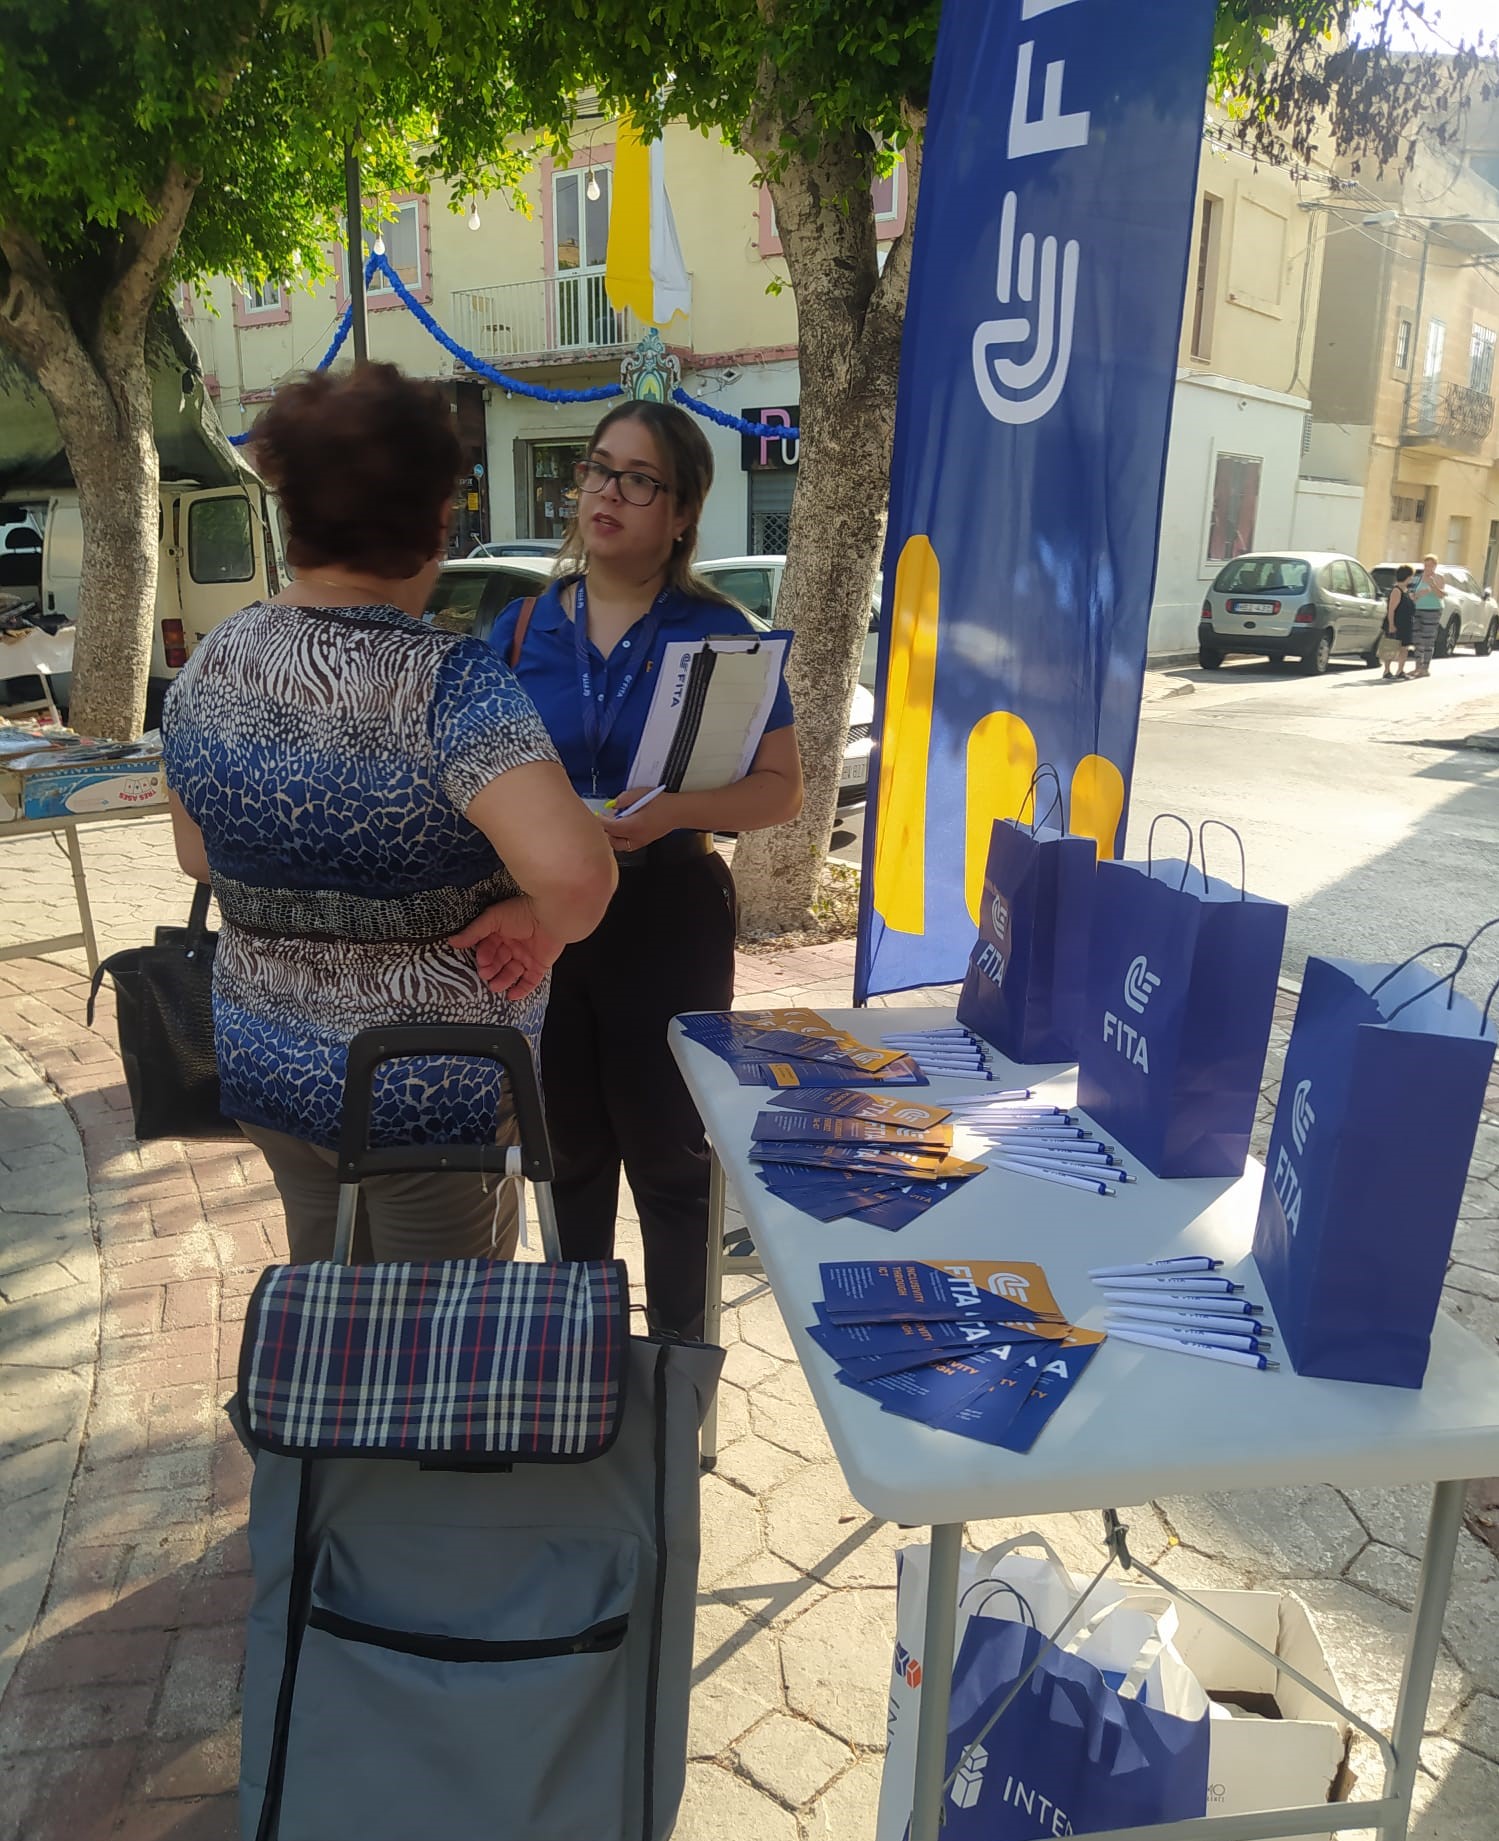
xmin=871 ymin=532 xmax=1132 ymax=941
xmin=963 ymin=712 xmax=1039 ymax=922
xmin=872 ymin=535 xmax=941 ymax=933
xmin=1069 ymin=754 xmax=1125 ymax=861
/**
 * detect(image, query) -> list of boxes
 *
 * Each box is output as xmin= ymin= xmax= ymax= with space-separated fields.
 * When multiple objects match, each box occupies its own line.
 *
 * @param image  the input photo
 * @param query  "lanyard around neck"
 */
xmin=572 ymin=578 xmax=668 ymax=794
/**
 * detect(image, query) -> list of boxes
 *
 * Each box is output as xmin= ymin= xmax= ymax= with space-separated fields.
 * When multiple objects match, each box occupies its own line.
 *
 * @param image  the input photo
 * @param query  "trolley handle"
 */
xmin=338 ymin=1025 xmax=554 ymax=1186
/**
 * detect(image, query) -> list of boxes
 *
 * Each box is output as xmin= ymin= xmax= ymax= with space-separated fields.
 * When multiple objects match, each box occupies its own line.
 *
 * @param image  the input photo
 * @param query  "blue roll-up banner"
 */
xmin=855 ymin=0 xmax=1218 ymax=1002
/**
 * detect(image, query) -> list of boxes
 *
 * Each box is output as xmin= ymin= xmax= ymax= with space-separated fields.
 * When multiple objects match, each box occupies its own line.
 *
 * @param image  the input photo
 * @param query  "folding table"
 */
xmin=673 ymin=1005 xmax=1499 ymax=1841
xmin=0 ymin=805 xmax=167 ymax=973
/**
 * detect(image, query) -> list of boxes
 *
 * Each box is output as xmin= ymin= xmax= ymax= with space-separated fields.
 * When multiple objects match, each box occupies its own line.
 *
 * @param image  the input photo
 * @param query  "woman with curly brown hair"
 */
xmin=160 ymin=364 xmax=616 ymax=1263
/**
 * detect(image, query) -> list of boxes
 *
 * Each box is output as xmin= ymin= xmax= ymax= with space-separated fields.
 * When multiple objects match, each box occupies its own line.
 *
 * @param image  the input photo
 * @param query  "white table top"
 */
xmin=673 ymin=1006 xmax=1499 ymax=1526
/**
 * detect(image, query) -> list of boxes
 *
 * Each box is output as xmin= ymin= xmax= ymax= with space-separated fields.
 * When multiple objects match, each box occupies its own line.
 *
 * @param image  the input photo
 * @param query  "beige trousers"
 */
xmin=240 ymin=1119 xmax=521 ymax=1265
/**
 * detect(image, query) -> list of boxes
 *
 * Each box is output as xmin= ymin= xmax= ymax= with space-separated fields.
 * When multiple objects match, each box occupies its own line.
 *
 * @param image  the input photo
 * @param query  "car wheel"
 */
xmin=1198 ymin=645 xmax=1225 ymax=670
xmin=1302 ymin=630 xmax=1333 ymax=675
xmin=1435 ymin=615 xmax=1460 ymax=659
xmin=1477 ymin=618 xmax=1498 ymax=658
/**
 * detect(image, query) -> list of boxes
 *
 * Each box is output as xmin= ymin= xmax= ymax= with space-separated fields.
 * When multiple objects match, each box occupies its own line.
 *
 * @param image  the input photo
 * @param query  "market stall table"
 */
xmin=672 ymin=1005 xmax=1499 ymax=1841
xmin=0 ymin=803 xmax=168 ymax=973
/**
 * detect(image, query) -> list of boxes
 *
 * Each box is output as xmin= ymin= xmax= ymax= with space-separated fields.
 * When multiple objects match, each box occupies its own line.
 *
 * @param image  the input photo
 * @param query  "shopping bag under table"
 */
xmin=879 ymin=1534 xmax=1209 ymax=1841
xmin=957 ymin=767 xmax=1098 ymax=1063
xmin=1253 ymin=937 xmax=1498 ymax=1388
xmin=1077 ymin=818 xmax=1287 ymax=1178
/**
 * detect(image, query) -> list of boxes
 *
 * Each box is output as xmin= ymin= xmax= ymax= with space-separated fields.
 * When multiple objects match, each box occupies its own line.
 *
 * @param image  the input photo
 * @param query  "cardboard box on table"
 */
xmin=0 ymin=742 xmax=164 ymax=824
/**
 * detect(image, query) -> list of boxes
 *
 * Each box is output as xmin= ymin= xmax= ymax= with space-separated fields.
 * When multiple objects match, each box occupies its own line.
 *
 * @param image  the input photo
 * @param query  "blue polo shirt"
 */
xmin=489 ymin=576 xmax=795 ymax=803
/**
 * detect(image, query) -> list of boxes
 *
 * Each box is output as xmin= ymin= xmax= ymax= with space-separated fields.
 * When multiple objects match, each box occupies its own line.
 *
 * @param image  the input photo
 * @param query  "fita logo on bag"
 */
xmin=1290 ymin=1079 xmax=1315 ymax=1154
xmin=974 ymin=891 xmax=1012 ymax=991
xmin=1271 ymin=1078 xmax=1315 ymax=1236
xmin=1124 ymin=955 xmax=1161 ymax=1014
xmin=1102 ymin=957 xmax=1160 ymax=1072
xmin=893 ymin=1642 xmax=922 ymax=1689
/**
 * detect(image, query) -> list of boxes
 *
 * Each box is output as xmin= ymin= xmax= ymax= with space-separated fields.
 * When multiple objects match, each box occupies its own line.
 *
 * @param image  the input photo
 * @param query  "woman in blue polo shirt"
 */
xmin=486 ymin=401 xmax=802 ymax=1337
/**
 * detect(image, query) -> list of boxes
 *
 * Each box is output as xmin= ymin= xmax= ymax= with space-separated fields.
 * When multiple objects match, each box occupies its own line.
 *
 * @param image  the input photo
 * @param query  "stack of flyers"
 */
xmin=749 ymin=1091 xmax=985 ymax=1227
xmin=678 ymin=1008 xmax=927 ymax=1088
xmin=810 ymin=1259 xmax=1105 ymax=1452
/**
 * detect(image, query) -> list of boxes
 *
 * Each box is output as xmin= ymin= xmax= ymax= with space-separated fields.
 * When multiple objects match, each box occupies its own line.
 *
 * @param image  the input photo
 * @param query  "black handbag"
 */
xmin=86 ymin=884 xmax=240 ymax=1141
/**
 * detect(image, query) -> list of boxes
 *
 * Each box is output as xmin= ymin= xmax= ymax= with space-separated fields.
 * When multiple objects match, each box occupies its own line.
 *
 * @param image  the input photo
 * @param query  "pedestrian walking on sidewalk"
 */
xmin=1380 ymin=564 xmax=1415 ymax=680
xmin=486 ymin=402 xmax=803 ymax=1338
xmin=1408 ymin=555 xmax=1446 ymax=678
xmin=160 ymin=365 xmax=616 ymax=1263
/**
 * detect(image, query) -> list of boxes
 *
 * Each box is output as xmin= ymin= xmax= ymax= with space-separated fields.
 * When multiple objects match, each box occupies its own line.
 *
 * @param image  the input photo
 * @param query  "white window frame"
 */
xmin=241 ymin=279 xmax=283 ymax=315
xmin=366 ymin=198 xmax=425 ymax=296
xmin=552 ymin=166 xmax=612 ymax=275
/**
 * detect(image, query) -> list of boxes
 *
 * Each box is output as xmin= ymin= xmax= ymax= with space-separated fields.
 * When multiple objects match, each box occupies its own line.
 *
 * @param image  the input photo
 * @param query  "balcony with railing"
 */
xmin=1402 ymin=380 xmax=1496 ymax=455
xmin=449 ymin=274 xmax=691 ymax=366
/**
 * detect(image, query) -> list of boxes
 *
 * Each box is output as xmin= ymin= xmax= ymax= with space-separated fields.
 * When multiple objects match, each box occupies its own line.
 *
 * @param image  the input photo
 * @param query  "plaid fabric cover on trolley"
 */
xmin=237 ymin=1257 xmax=629 ymax=1463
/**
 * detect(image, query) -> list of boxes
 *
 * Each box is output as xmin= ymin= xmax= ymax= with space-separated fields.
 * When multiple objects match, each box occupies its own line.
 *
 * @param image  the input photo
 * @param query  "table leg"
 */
xmin=911 ymin=1522 xmax=963 ymax=1841
xmin=700 ymin=1148 xmax=727 ymax=1468
xmin=1378 ymin=1478 xmax=1466 ymax=1841
xmin=63 ymin=823 xmax=100 ymax=973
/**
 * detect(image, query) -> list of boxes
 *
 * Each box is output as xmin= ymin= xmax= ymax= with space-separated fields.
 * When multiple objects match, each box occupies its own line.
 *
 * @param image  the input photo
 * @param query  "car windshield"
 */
xmin=1213 ymin=557 xmax=1310 ymax=595
xmin=426 ymin=571 xmax=490 ymax=636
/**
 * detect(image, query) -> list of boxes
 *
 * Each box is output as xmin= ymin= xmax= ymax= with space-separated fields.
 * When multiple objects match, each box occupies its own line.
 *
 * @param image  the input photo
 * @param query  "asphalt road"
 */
xmin=831 ymin=649 xmax=1499 ymax=997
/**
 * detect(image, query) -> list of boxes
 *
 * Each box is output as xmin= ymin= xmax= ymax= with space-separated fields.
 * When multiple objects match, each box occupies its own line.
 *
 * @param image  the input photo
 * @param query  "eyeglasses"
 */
xmin=572 ymin=459 xmax=671 ymax=507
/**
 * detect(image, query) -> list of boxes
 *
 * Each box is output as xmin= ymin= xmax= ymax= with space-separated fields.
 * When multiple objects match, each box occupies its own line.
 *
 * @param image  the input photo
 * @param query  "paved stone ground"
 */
xmin=1 ymin=814 xmax=1498 ymax=1838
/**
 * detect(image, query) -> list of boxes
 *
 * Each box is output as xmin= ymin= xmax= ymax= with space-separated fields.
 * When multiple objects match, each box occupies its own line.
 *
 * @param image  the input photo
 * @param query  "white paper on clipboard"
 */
xmin=625 ymin=631 xmax=790 ymax=793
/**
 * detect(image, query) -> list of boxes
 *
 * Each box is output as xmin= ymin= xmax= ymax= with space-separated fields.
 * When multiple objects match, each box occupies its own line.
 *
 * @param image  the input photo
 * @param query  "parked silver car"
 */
xmin=1371 ymin=562 xmax=1497 ymax=658
xmin=1198 ymin=551 xmax=1385 ymax=674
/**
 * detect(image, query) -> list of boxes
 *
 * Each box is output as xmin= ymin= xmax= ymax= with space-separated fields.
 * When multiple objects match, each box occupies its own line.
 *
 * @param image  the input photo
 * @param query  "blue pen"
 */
xmin=1102 ymin=1274 xmax=1243 ymax=1295
xmin=1097 ymin=1289 xmax=1261 ymax=1317
xmin=1089 ymin=1258 xmax=1222 ymax=1279
xmin=1105 ymin=1313 xmax=1269 ymax=1353
xmin=1107 ymin=1327 xmax=1277 ymax=1371
xmin=1102 ymin=1303 xmax=1270 ymax=1337
xmin=992 ymin=1159 xmax=1113 ymax=1196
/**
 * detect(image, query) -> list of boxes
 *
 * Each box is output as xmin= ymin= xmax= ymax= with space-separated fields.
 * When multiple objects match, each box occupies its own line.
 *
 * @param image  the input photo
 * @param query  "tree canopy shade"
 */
xmin=0 ymin=0 xmax=564 ymax=737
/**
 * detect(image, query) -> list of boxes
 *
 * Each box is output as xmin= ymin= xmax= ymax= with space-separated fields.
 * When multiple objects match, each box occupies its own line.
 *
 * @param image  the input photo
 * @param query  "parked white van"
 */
xmin=0 ymin=477 xmax=284 ymax=723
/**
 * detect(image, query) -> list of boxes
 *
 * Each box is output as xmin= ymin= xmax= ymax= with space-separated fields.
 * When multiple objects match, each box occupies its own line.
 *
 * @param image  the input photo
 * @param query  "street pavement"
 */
xmin=2 ymin=662 xmax=1499 ymax=1837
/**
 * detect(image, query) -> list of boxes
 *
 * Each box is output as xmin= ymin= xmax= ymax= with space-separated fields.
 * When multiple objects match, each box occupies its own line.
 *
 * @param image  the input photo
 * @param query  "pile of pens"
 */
xmin=948 ymin=1095 xmax=1131 ymax=1197
xmin=879 ymin=1025 xmax=996 ymax=1082
xmin=1089 ymin=1258 xmax=1276 ymax=1371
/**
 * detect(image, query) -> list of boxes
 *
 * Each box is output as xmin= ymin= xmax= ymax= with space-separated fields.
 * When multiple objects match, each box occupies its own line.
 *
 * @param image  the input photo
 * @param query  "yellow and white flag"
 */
xmin=605 ymin=116 xmax=690 ymax=330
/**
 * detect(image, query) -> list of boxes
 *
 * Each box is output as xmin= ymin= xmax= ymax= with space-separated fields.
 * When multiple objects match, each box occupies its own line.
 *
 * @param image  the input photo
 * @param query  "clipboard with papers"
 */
xmin=625 ymin=631 xmax=791 ymax=793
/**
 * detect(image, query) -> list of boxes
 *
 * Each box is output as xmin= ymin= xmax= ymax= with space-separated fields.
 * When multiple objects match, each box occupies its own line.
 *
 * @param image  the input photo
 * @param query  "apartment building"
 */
xmin=187 ymin=119 xmax=907 ymax=564
xmin=1301 ymin=97 xmax=1499 ymax=593
xmin=1148 ymin=123 xmax=1339 ymax=651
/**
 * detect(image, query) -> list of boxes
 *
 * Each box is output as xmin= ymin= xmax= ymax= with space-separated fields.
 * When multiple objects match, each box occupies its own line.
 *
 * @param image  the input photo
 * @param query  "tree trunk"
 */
xmin=1 ymin=169 xmax=195 ymax=740
xmin=52 ymin=364 xmax=160 ymax=740
xmin=731 ymin=120 xmax=921 ymax=936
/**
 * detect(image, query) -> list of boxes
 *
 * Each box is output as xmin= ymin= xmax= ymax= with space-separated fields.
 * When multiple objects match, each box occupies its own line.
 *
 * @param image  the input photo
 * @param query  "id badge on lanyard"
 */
xmin=574 ymin=579 xmax=668 ymax=797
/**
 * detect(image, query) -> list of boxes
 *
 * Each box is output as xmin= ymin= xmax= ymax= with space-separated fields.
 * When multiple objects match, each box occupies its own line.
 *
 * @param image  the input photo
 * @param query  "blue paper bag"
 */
xmin=938 ymin=1613 xmax=1210 ymax=1840
xmin=1077 ymin=820 xmax=1287 ymax=1178
xmin=1253 ymin=944 xmax=1497 ymax=1388
xmin=957 ymin=771 xmax=1098 ymax=1063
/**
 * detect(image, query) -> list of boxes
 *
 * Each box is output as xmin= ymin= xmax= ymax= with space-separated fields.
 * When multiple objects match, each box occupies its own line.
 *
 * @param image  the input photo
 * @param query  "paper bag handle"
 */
xmin=1372 ymin=942 xmax=1468 ymax=1021
xmin=1018 ymin=765 xmax=1064 ymax=834
xmin=1146 ymin=813 xmax=1194 ymax=890
xmin=1197 ymin=820 xmax=1247 ymax=901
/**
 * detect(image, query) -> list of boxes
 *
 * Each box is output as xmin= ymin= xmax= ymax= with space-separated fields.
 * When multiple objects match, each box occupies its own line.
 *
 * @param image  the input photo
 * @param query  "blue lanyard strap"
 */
xmin=573 ymin=579 xmax=668 ymax=788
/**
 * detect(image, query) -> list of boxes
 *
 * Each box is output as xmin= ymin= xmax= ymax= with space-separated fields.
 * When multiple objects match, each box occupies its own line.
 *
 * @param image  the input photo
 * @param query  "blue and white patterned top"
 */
xmin=161 ymin=600 xmax=558 ymax=1149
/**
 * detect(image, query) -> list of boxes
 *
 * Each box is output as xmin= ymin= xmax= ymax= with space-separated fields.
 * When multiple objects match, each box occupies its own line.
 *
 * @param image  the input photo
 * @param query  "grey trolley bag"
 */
xmin=235 ymin=1027 xmax=723 ymax=1841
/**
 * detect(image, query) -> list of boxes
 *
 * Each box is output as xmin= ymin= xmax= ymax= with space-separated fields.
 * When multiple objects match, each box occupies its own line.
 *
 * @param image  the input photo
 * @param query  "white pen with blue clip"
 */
xmin=1090 ymin=1258 xmax=1222 ymax=1279
xmin=1108 ymin=1326 xmax=1277 ymax=1370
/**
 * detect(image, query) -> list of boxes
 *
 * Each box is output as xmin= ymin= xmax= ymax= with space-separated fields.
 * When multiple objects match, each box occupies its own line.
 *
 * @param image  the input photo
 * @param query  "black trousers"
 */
xmin=541 ymin=850 xmax=735 ymax=1338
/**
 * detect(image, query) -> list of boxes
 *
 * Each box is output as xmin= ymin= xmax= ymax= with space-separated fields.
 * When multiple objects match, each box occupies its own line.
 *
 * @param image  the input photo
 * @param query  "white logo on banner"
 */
xmin=1290 ymin=1079 xmax=1315 ymax=1154
xmin=1124 ymin=956 xmax=1161 ymax=1014
xmin=951 ymin=1742 xmax=988 ymax=1812
xmin=972 ymin=191 xmax=1080 ymax=427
